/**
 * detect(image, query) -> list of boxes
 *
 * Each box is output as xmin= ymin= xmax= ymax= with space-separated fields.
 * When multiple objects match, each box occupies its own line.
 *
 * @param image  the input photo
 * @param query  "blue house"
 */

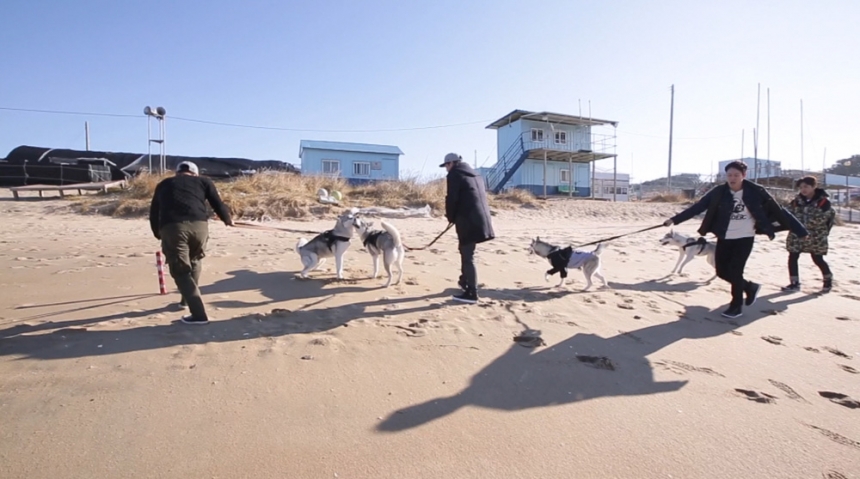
xmin=484 ymin=110 xmax=618 ymax=196
xmin=298 ymin=140 xmax=403 ymax=184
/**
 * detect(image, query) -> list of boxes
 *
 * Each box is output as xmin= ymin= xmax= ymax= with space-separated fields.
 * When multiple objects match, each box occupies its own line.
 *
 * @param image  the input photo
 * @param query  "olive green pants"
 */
xmin=160 ymin=221 xmax=209 ymax=321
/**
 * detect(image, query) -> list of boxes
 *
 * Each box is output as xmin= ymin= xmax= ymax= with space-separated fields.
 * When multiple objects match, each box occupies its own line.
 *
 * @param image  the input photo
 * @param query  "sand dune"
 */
xmin=1 ymin=191 xmax=858 ymax=478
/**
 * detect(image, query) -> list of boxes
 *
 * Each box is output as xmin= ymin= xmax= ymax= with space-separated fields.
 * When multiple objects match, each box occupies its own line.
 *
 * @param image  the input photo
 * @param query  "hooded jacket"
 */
xmin=670 ymin=180 xmax=808 ymax=240
xmin=445 ymin=162 xmax=495 ymax=244
xmin=785 ymin=188 xmax=834 ymax=255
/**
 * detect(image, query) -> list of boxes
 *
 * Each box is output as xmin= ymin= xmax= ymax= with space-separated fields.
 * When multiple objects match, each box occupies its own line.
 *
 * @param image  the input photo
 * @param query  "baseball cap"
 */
xmin=439 ymin=153 xmax=461 ymax=167
xmin=176 ymin=161 xmax=199 ymax=175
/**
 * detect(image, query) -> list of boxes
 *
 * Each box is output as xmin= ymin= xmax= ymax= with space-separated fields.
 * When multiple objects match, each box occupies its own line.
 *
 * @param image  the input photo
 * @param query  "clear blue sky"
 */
xmin=2 ymin=0 xmax=858 ymax=181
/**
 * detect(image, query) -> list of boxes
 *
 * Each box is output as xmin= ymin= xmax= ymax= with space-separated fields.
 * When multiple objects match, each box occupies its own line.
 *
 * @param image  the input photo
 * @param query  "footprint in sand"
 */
xmin=803 ymin=423 xmax=860 ymax=450
xmin=838 ymin=364 xmax=859 ymax=374
xmin=768 ymin=380 xmax=808 ymax=403
xmin=823 ymin=346 xmax=852 ymax=359
xmin=835 ymin=316 xmax=855 ymax=321
xmin=576 ymin=355 xmax=616 ymax=371
xmin=804 ymin=346 xmax=821 ymax=353
xmin=618 ymin=330 xmax=645 ymax=343
xmin=823 ymin=471 xmax=848 ymax=479
xmin=818 ymin=391 xmax=860 ymax=409
xmin=761 ymin=335 xmax=783 ymax=346
xmin=655 ymin=360 xmax=724 ymax=377
xmin=734 ymin=388 xmax=777 ymax=404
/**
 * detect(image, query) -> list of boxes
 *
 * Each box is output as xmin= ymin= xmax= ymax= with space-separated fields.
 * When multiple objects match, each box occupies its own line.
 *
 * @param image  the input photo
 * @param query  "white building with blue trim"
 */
xmin=484 ymin=109 xmax=618 ymax=197
xmin=299 ymin=140 xmax=403 ymax=184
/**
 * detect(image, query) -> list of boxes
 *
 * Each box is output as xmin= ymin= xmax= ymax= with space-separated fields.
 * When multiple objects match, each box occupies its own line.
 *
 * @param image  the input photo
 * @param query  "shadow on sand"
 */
xmin=376 ymin=291 xmax=818 ymax=432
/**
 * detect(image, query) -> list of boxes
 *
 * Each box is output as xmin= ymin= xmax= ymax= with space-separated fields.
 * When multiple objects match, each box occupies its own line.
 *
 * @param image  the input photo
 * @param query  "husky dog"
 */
xmin=295 ymin=208 xmax=362 ymax=279
xmin=659 ymin=230 xmax=717 ymax=280
xmin=354 ymin=219 xmax=405 ymax=288
xmin=528 ymin=237 xmax=607 ymax=289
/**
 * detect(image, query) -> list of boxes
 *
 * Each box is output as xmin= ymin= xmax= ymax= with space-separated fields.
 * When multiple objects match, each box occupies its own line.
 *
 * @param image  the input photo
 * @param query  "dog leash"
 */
xmin=232 ymin=221 xmax=320 ymax=235
xmin=570 ymin=224 xmax=663 ymax=249
xmin=403 ymin=223 xmax=454 ymax=251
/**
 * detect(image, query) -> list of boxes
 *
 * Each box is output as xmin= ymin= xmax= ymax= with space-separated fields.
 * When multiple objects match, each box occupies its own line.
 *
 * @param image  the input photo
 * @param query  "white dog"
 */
xmin=355 ymin=220 xmax=405 ymax=287
xmin=295 ymin=209 xmax=361 ymax=279
xmin=659 ymin=230 xmax=717 ymax=280
xmin=528 ymin=237 xmax=608 ymax=290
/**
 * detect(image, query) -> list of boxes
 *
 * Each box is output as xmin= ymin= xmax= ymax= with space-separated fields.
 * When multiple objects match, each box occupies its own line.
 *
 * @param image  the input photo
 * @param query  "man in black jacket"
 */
xmin=663 ymin=161 xmax=808 ymax=318
xmin=441 ymin=153 xmax=495 ymax=304
xmin=150 ymin=161 xmax=233 ymax=324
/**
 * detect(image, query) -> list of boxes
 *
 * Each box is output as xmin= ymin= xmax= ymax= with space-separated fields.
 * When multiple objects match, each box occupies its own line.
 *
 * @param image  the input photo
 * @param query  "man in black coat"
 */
xmin=150 ymin=161 xmax=233 ymax=324
xmin=441 ymin=153 xmax=495 ymax=304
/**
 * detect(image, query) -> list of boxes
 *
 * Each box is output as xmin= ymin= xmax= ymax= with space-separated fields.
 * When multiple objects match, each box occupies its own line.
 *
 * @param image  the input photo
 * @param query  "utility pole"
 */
xmin=800 ymin=99 xmax=805 ymax=174
xmin=767 ymin=87 xmax=771 ymax=161
xmin=667 ymin=84 xmax=675 ymax=190
xmin=85 ymin=121 xmax=90 ymax=151
xmin=754 ymin=83 xmax=760 ymax=182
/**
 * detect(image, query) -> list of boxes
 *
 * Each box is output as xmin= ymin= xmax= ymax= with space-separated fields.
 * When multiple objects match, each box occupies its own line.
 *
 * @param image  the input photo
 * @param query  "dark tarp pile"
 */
xmin=0 ymin=145 xmax=299 ymax=187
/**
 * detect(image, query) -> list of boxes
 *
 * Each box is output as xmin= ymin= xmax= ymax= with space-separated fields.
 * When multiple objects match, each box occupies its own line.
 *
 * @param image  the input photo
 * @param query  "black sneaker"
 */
xmin=457 ymin=278 xmax=467 ymax=291
xmin=721 ymin=307 xmax=743 ymax=319
xmin=181 ymin=315 xmax=209 ymax=325
xmin=745 ymin=282 xmax=761 ymax=306
xmin=452 ymin=290 xmax=478 ymax=304
xmin=781 ymin=282 xmax=800 ymax=292
xmin=822 ymin=278 xmax=833 ymax=293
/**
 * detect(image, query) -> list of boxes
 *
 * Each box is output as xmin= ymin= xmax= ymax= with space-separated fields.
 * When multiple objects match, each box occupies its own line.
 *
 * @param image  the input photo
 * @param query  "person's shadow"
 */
xmin=377 ymin=291 xmax=817 ymax=432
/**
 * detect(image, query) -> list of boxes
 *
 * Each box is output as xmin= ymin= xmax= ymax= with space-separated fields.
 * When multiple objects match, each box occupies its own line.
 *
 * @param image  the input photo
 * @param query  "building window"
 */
xmin=322 ymin=159 xmax=340 ymax=175
xmin=560 ymin=169 xmax=570 ymax=183
xmin=353 ymin=162 xmax=370 ymax=177
xmin=531 ymin=128 xmax=544 ymax=141
xmin=555 ymin=131 xmax=567 ymax=144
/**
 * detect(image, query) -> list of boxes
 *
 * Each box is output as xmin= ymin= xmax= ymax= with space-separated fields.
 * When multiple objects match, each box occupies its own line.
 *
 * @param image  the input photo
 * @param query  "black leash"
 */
xmin=404 ymin=223 xmax=454 ymax=251
xmin=571 ymin=224 xmax=663 ymax=249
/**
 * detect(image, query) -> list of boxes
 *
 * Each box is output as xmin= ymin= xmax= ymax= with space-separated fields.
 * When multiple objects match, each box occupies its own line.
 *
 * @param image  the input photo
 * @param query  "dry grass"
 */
xmin=71 ymin=171 xmax=540 ymax=219
xmin=646 ymin=193 xmax=692 ymax=204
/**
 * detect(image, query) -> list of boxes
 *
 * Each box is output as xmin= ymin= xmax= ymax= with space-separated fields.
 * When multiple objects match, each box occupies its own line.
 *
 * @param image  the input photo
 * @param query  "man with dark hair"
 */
xmin=663 ymin=160 xmax=808 ymax=318
xmin=441 ymin=152 xmax=495 ymax=304
xmin=150 ymin=161 xmax=233 ymax=324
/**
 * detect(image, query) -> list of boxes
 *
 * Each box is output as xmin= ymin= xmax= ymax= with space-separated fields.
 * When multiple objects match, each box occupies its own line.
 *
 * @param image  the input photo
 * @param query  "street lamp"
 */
xmin=144 ymin=106 xmax=167 ymax=172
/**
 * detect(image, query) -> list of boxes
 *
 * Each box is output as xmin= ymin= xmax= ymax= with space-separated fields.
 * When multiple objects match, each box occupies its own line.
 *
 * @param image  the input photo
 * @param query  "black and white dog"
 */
xmin=528 ymin=237 xmax=607 ymax=289
xmin=354 ymin=219 xmax=405 ymax=288
xmin=659 ymin=230 xmax=717 ymax=280
xmin=295 ymin=208 xmax=362 ymax=279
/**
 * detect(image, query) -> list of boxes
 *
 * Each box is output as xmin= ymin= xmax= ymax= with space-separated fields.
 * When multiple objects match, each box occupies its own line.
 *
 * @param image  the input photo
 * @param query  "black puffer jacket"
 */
xmin=445 ymin=162 xmax=495 ymax=244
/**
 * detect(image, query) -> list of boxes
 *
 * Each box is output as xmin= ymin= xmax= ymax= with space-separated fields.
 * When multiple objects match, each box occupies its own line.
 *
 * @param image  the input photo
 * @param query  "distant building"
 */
xmin=483 ymin=109 xmax=618 ymax=197
xmin=718 ymin=158 xmax=781 ymax=180
xmin=298 ymin=140 xmax=403 ymax=184
xmin=593 ymin=171 xmax=630 ymax=201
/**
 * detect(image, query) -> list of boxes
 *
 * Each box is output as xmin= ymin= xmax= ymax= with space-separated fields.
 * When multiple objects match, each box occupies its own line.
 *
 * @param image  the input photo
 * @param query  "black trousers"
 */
xmin=458 ymin=242 xmax=477 ymax=291
xmin=788 ymin=252 xmax=832 ymax=281
xmin=715 ymin=237 xmax=755 ymax=309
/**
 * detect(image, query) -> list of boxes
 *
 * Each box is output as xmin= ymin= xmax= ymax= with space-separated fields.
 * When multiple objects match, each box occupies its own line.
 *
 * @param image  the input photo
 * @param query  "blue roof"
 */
xmin=299 ymin=140 xmax=403 ymax=157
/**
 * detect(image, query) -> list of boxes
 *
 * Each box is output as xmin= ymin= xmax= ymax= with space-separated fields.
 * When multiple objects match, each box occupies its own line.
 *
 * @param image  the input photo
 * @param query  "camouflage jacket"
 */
xmin=785 ymin=189 xmax=835 ymax=255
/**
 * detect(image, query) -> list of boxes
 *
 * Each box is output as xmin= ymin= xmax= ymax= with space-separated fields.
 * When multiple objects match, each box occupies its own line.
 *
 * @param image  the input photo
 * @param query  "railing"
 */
xmin=484 ymin=135 xmax=525 ymax=192
xmin=0 ymin=163 xmax=115 ymax=187
xmin=484 ymin=130 xmax=617 ymax=192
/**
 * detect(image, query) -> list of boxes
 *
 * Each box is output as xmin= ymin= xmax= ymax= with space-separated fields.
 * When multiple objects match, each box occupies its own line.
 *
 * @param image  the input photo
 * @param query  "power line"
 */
xmin=0 ymin=106 xmax=139 ymax=118
xmin=0 ymin=106 xmax=492 ymax=133
xmin=2 ymin=105 xmax=743 ymax=139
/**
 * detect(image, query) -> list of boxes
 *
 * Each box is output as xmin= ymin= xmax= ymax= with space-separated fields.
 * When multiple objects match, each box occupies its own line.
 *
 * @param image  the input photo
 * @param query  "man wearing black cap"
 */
xmin=149 ymin=161 xmax=233 ymax=324
xmin=441 ymin=153 xmax=495 ymax=303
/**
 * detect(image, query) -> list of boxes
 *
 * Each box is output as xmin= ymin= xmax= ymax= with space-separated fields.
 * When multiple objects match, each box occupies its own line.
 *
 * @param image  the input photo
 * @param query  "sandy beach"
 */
xmin=1 ymin=191 xmax=858 ymax=478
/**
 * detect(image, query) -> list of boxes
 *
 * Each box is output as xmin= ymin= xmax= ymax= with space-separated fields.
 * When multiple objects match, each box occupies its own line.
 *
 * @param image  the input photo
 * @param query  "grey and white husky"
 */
xmin=295 ymin=208 xmax=362 ymax=279
xmin=528 ymin=237 xmax=607 ymax=289
xmin=354 ymin=219 xmax=405 ymax=288
xmin=659 ymin=230 xmax=717 ymax=280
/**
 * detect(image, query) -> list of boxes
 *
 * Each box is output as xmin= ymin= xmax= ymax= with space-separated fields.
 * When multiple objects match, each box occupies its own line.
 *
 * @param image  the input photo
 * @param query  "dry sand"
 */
xmin=1 ymin=190 xmax=858 ymax=478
